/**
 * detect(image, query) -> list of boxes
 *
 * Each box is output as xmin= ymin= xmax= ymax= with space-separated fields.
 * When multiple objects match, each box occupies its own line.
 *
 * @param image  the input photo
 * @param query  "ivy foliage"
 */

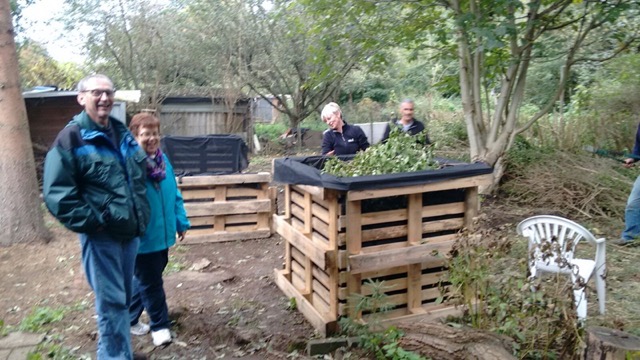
xmin=323 ymin=127 xmax=438 ymax=177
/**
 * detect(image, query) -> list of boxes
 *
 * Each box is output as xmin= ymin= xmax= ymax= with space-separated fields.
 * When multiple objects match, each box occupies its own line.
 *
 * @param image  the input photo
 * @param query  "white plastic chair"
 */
xmin=516 ymin=215 xmax=606 ymax=321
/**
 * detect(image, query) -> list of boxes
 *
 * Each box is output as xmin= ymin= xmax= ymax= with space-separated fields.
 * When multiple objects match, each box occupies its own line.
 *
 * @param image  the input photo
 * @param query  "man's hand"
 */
xmin=326 ymin=150 xmax=335 ymax=156
xmin=178 ymin=231 xmax=187 ymax=241
xmin=623 ymin=158 xmax=636 ymax=168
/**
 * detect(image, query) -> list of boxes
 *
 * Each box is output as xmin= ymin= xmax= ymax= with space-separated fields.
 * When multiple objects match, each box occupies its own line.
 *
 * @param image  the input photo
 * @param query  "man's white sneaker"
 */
xmin=130 ymin=322 xmax=150 ymax=336
xmin=152 ymin=328 xmax=172 ymax=346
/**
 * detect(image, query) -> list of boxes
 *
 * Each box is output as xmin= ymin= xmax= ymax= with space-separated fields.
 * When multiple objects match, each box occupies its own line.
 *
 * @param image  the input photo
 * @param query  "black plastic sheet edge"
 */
xmin=273 ymin=155 xmax=493 ymax=191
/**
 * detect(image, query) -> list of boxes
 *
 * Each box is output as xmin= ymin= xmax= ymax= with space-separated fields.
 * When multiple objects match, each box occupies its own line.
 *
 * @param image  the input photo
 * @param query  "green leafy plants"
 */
xmin=164 ymin=254 xmax=186 ymax=274
xmin=19 ymin=306 xmax=65 ymax=332
xmin=323 ymin=128 xmax=438 ymax=177
xmin=27 ymin=342 xmax=91 ymax=360
xmin=255 ymin=123 xmax=288 ymax=142
xmin=339 ymin=280 xmax=426 ymax=360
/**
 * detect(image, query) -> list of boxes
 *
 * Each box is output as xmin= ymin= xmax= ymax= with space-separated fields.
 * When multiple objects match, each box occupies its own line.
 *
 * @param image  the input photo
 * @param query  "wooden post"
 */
xmin=463 ymin=187 xmax=478 ymax=230
xmin=346 ymin=199 xmax=362 ymax=319
xmin=284 ymin=185 xmax=292 ymax=219
xmin=407 ymin=193 xmax=425 ymax=314
xmin=326 ymin=190 xmax=340 ymax=317
xmin=213 ymin=185 xmax=227 ymax=232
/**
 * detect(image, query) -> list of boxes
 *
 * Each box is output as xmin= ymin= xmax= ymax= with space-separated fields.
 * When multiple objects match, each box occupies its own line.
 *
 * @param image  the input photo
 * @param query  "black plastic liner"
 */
xmin=273 ymin=155 xmax=493 ymax=191
xmin=161 ymin=134 xmax=249 ymax=176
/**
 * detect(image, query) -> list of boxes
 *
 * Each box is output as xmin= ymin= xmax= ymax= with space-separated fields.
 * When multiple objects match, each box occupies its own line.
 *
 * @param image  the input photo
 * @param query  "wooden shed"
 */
xmin=159 ymin=96 xmax=253 ymax=149
xmin=24 ymin=89 xmax=126 ymax=149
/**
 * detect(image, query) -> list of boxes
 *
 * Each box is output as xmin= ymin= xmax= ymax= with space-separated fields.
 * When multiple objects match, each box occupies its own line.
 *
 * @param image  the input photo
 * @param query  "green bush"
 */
xmin=254 ymin=123 xmax=288 ymax=142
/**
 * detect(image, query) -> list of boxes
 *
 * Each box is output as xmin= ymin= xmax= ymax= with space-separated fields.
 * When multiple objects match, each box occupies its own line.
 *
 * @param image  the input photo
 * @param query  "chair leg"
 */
xmin=574 ymin=288 xmax=587 ymax=321
xmin=596 ymin=268 xmax=606 ymax=315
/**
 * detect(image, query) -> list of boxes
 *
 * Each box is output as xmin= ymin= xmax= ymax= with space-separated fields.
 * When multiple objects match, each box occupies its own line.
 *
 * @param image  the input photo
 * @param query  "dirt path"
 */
xmin=0 ymin=214 xmax=316 ymax=359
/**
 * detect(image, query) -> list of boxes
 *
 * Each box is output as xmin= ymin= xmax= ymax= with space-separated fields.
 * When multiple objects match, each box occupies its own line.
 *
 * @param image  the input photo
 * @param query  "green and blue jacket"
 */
xmin=43 ymin=111 xmax=151 ymax=241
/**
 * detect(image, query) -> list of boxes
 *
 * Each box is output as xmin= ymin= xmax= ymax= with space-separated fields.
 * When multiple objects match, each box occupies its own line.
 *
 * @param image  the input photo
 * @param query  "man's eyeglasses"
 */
xmin=82 ymin=89 xmax=115 ymax=98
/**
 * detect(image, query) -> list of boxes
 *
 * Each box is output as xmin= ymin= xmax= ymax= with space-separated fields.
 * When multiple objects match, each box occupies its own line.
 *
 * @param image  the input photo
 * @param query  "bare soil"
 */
xmin=0 ymin=210 xmax=318 ymax=359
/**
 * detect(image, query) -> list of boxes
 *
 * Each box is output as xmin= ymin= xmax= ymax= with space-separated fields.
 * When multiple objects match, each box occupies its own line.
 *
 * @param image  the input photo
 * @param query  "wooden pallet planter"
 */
xmin=272 ymin=160 xmax=493 ymax=336
xmin=178 ymin=172 xmax=275 ymax=243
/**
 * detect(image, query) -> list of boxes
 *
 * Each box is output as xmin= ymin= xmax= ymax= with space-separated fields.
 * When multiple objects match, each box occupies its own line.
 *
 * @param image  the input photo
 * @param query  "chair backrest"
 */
xmin=516 ymin=215 xmax=597 ymax=266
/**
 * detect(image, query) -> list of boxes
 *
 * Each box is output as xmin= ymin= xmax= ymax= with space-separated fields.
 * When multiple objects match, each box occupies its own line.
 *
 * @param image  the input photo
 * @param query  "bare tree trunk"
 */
xmin=482 ymin=156 xmax=506 ymax=194
xmin=0 ymin=0 xmax=51 ymax=245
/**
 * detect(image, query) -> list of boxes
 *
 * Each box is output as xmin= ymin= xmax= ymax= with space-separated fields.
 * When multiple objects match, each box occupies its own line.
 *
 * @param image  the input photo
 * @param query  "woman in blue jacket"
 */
xmin=128 ymin=113 xmax=190 ymax=346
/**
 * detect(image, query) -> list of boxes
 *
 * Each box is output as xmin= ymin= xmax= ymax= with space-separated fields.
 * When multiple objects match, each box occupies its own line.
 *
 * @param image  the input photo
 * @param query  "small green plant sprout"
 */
xmin=19 ymin=306 xmax=65 ymax=332
xmin=164 ymin=254 xmax=186 ymax=274
xmin=287 ymin=297 xmax=297 ymax=311
xmin=323 ymin=127 xmax=438 ymax=177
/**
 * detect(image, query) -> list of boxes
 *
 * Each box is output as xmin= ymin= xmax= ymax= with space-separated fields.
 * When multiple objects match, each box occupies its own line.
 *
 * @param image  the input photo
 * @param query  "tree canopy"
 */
xmin=26 ymin=0 xmax=639 ymax=188
xmin=302 ymin=0 xmax=640 ymax=189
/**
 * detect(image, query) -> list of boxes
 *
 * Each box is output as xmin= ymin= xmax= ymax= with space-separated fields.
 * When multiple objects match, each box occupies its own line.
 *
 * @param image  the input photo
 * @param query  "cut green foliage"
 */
xmin=19 ymin=306 xmax=65 ymax=332
xmin=323 ymin=128 xmax=438 ymax=177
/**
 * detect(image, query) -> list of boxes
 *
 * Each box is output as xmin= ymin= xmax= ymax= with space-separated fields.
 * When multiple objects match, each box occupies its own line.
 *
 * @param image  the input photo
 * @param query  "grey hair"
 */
xmin=321 ymin=102 xmax=342 ymax=121
xmin=400 ymin=99 xmax=414 ymax=106
xmin=77 ymin=74 xmax=114 ymax=92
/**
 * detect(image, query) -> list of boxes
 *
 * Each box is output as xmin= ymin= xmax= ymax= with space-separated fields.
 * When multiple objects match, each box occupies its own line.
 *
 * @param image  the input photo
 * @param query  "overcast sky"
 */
xmin=20 ymin=0 xmax=86 ymax=64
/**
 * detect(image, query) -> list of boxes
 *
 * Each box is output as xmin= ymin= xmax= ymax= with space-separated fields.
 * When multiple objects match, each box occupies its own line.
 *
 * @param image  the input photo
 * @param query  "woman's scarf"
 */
xmin=146 ymin=148 xmax=166 ymax=183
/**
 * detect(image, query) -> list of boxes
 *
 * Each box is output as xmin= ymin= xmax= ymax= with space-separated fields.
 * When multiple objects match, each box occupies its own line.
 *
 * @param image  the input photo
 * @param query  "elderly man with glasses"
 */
xmin=43 ymin=74 xmax=151 ymax=359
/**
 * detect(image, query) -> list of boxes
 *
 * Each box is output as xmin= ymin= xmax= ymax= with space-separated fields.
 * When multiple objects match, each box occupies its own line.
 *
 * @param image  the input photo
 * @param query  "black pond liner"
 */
xmin=272 ymin=154 xmax=493 ymax=191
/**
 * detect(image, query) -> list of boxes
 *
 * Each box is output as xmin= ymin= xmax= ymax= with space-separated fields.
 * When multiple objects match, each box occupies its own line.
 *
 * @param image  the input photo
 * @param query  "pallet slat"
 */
xmin=178 ymin=172 xmax=271 ymax=187
xmin=185 ymin=199 xmax=271 ymax=217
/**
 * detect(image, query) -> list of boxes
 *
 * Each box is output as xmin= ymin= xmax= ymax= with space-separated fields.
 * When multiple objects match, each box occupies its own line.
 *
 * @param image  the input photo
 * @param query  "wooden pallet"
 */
xmin=179 ymin=172 xmax=275 ymax=243
xmin=273 ymin=173 xmax=493 ymax=336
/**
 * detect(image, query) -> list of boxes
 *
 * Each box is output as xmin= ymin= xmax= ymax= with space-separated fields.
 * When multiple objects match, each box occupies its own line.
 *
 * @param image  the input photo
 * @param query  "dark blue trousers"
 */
xmin=80 ymin=233 xmax=138 ymax=360
xmin=129 ymin=249 xmax=170 ymax=331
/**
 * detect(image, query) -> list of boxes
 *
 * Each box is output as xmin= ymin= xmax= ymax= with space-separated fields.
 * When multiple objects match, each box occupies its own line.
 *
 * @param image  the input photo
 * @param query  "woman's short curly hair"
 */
xmin=129 ymin=112 xmax=160 ymax=136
